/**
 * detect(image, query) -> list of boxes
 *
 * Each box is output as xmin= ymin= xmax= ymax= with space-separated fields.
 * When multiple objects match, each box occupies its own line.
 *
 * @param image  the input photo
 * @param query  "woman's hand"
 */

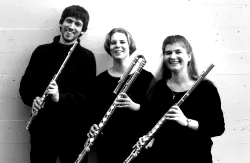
xmin=164 ymin=105 xmax=188 ymax=127
xmin=115 ymin=93 xmax=140 ymax=111
xmin=136 ymin=135 xmax=155 ymax=150
xmin=87 ymin=124 xmax=99 ymax=138
xmin=46 ymin=80 xmax=59 ymax=102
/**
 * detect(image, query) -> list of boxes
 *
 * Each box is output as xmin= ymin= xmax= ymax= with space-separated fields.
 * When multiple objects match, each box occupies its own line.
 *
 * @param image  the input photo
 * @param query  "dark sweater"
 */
xmin=19 ymin=36 xmax=96 ymax=138
xmin=92 ymin=69 xmax=154 ymax=163
xmin=141 ymin=79 xmax=225 ymax=163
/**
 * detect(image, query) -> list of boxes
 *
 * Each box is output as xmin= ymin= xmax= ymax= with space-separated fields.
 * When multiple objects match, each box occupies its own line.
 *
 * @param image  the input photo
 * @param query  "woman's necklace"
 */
xmin=171 ymin=90 xmax=179 ymax=99
xmin=167 ymin=80 xmax=190 ymax=100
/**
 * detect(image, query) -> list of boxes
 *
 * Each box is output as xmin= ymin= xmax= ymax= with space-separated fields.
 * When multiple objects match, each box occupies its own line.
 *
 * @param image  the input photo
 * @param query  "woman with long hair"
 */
xmin=138 ymin=35 xmax=225 ymax=163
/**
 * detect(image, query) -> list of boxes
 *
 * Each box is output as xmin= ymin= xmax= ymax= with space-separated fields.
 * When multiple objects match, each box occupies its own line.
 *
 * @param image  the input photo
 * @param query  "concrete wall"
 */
xmin=0 ymin=0 xmax=249 ymax=162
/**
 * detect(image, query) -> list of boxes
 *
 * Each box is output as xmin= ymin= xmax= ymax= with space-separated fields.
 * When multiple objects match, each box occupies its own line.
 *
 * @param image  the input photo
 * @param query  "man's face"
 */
xmin=60 ymin=17 xmax=83 ymax=44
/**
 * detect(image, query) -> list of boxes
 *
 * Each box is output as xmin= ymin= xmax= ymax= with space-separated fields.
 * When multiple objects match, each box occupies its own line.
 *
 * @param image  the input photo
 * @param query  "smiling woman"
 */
xmin=87 ymin=28 xmax=155 ymax=163
xmin=136 ymin=35 xmax=225 ymax=163
xmin=163 ymin=42 xmax=192 ymax=75
xmin=109 ymin=32 xmax=130 ymax=60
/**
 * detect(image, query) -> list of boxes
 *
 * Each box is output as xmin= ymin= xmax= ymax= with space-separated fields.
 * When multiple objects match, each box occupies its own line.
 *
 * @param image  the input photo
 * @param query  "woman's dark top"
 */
xmin=142 ymin=79 xmax=225 ymax=163
xmin=92 ymin=69 xmax=154 ymax=163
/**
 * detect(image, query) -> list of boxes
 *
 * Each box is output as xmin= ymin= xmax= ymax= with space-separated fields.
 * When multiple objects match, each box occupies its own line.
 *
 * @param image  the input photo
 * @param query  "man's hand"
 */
xmin=47 ymin=80 xmax=59 ymax=102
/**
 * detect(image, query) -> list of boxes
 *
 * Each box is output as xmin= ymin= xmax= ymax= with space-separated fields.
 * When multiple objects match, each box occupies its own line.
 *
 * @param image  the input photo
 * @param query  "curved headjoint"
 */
xmin=134 ymin=54 xmax=146 ymax=63
xmin=113 ymin=54 xmax=146 ymax=94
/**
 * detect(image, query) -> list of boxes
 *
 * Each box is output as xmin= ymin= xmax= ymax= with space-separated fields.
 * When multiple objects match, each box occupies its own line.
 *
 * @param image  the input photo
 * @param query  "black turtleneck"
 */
xmin=19 ymin=35 xmax=96 ymax=137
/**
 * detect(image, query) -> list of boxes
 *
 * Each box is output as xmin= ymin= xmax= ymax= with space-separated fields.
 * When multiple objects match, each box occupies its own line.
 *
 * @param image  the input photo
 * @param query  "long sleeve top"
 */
xmin=19 ymin=36 xmax=96 ymax=139
xmin=141 ymin=79 xmax=225 ymax=163
xmin=92 ymin=69 xmax=154 ymax=163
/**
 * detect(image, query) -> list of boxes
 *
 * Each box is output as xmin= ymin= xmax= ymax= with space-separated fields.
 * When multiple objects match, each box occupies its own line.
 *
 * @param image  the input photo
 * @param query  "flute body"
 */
xmin=74 ymin=55 xmax=147 ymax=163
xmin=26 ymin=41 xmax=79 ymax=130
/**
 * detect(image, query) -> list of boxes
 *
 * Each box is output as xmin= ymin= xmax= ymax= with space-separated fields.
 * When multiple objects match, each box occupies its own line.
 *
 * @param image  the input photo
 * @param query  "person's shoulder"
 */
xmin=141 ymin=69 xmax=154 ymax=78
xmin=34 ymin=42 xmax=52 ymax=51
xmin=78 ymin=45 xmax=95 ymax=58
xmin=79 ymin=46 xmax=94 ymax=54
xmin=95 ymin=70 xmax=110 ymax=84
xmin=201 ymin=78 xmax=215 ymax=86
xmin=141 ymin=69 xmax=152 ymax=75
xmin=97 ymin=70 xmax=109 ymax=78
xmin=149 ymin=78 xmax=164 ymax=92
xmin=31 ymin=42 xmax=54 ymax=58
xmin=199 ymin=78 xmax=218 ymax=91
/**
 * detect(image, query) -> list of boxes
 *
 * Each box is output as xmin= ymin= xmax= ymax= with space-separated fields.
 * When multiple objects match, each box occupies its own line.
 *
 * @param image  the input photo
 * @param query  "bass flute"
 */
xmin=26 ymin=41 xmax=79 ymax=130
xmin=74 ymin=55 xmax=147 ymax=163
xmin=123 ymin=64 xmax=215 ymax=163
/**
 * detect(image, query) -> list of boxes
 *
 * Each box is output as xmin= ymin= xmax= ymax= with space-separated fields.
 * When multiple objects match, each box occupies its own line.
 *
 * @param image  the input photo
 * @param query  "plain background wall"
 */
xmin=0 ymin=0 xmax=249 ymax=162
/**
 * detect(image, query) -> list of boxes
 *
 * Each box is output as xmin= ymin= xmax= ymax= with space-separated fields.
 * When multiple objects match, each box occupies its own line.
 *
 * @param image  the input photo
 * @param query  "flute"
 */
xmin=26 ymin=41 xmax=79 ymax=130
xmin=123 ymin=64 xmax=215 ymax=163
xmin=74 ymin=55 xmax=147 ymax=163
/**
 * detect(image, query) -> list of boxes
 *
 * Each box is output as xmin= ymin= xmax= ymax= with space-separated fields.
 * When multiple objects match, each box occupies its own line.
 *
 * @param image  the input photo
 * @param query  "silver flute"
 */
xmin=74 ymin=55 xmax=147 ymax=163
xmin=123 ymin=64 xmax=215 ymax=163
xmin=26 ymin=41 xmax=79 ymax=130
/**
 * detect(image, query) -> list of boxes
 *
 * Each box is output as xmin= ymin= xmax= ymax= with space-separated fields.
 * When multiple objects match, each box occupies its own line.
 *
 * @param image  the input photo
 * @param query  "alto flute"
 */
xmin=123 ymin=64 xmax=215 ymax=163
xmin=26 ymin=41 xmax=79 ymax=130
xmin=74 ymin=55 xmax=147 ymax=163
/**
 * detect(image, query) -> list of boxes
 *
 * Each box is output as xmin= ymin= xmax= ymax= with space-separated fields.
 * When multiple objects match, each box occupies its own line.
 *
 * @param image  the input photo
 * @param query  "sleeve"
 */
xmin=19 ymin=46 xmax=46 ymax=107
xmin=196 ymin=80 xmax=225 ymax=138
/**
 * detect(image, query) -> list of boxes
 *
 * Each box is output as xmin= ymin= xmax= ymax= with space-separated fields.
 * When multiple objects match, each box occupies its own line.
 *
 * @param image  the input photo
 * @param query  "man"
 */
xmin=19 ymin=5 xmax=96 ymax=163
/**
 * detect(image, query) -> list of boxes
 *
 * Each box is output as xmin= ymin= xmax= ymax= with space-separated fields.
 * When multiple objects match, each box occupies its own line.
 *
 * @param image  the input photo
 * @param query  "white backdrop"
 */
xmin=0 ymin=0 xmax=249 ymax=163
